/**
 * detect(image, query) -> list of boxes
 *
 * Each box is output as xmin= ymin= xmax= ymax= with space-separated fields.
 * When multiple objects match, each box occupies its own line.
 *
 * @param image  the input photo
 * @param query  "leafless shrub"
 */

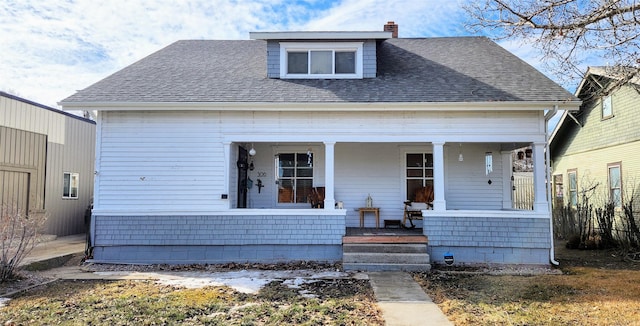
xmin=1 ymin=203 xmax=47 ymax=281
xmin=619 ymin=184 xmax=640 ymax=250
xmin=553 ymin=204 xmax=577 ymax=240
xmin=595 ymin=202 xmax=617 ymax=249
xmin=554 ymin=177 xmax=640 ymax=252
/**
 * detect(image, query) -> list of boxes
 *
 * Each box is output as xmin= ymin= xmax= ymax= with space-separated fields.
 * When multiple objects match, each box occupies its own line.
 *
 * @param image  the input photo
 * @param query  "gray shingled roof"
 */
xmin=61 ymin=37 xmax=578 ymax=104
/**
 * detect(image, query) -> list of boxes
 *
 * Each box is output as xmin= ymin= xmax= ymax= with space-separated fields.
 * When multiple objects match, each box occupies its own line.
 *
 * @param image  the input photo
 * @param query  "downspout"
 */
xmin=545 ymin=105 xmax=560 ymax=266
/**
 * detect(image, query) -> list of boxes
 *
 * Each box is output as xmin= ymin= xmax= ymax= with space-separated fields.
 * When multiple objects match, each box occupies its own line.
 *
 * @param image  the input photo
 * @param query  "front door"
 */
xmin=237 ymin=147 xmax=248 ymax=208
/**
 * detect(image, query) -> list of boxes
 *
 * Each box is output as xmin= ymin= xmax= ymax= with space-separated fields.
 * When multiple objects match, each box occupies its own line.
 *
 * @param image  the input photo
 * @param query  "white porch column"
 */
xmin=432 ymin=142 xmax=446 ymax=211
xmin=501 ymin=150 xmax=513 ymax=209
xmin=532 ymin=142 xmax=548 ymax=212
xmin=323 ymin=141 xmax=336 ymax=210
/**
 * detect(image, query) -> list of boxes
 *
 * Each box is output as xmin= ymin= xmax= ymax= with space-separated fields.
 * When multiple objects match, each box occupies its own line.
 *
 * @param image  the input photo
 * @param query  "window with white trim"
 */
xmin=608 ymin=163 xmax=622 ymax=208
xmin=280 ymin=42 xmax=363 ymax=79
xmin=567 ymin=169 xmax=577 ymax=207
xmin=602 ymin=95 xmax=613 ymax=119
xmin=553 ymin=174 xmax=564 ymax=203
xmin=405 ymin=153 xmax=434 ymax=201
xmin=276 ymin=152 xmax=314 ymax=204
xmin=63 ymin=172 xmax=79 ymax=199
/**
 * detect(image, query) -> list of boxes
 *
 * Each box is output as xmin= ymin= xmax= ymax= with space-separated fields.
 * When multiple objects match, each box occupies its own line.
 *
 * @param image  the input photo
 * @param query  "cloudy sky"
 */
xmin=1 ymin=0 xmax=564 ymax=110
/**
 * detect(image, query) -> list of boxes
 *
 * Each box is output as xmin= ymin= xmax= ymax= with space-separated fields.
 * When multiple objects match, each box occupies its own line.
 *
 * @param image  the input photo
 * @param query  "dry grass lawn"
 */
xmin=2 ymin=243 xmax=640 ymax=325
xmin=414 ymin=244 xmax=640 ymax=326
xmin=1 ymin=278 xmax=382 ymax=325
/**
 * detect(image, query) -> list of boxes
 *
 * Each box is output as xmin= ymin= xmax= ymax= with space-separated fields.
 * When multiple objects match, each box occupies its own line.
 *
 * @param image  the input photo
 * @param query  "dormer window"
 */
xmin=280 ymin=42 xmax=363 ymax=79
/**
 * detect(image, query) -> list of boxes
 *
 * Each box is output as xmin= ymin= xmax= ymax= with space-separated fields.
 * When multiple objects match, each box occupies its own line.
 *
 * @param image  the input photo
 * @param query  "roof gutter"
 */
xmin=59 ymin=100 xmax=583 ymax=111
xmin=545 ymin=105 xmax=560 ymax=266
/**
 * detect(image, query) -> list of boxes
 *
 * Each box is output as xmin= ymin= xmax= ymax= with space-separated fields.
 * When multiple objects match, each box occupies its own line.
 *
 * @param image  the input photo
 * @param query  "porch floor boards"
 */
xmin=343 ymin=227 xmax=428 ymax=244
xmin=345 ymin=227 xmax=423 ymax=236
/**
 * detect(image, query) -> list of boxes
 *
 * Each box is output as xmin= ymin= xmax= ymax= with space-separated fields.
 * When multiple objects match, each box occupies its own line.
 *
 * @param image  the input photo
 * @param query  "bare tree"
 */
xmin=465 ymin=0 xmax=640 ymax=87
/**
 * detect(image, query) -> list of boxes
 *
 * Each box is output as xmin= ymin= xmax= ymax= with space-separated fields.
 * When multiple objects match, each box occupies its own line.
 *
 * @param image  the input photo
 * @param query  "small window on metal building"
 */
xmin=63 ymin=172 xmax=79 ymax=199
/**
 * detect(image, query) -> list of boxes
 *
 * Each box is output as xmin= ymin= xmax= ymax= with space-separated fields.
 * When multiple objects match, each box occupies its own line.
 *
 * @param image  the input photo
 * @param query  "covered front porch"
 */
xmin=225 ymin=140 xmax=552 ymax=265
xmin=229 ymin=140 xmax=548 ymax=215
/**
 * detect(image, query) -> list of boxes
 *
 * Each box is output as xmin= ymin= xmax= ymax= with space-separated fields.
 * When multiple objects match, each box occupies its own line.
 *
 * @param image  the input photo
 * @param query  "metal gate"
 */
xmin=512 ymin=173 xmax=534 ymax=210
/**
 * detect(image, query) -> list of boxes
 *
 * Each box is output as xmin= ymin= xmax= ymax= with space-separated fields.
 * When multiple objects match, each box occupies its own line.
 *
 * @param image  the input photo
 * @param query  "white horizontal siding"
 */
xmin=445 ymin=144 xmax=504 ymax=210
xmin=96 ymin=109 xmax=542 ymax=213
xmin=96 ymin=111 xmax=224 ymax=211
xmin=334 ymin=143 xmax=403 ymax=227
xmin=218 ymin=110 xmax=542 ymax=140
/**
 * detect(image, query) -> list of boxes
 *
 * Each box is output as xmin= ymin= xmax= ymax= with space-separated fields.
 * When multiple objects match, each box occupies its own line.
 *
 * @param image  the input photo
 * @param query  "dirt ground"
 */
xmin=553 ymin=239 xmax=640 ymax=270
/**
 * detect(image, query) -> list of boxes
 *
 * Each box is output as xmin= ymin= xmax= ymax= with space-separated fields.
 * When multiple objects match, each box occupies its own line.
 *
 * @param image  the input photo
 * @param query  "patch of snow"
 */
xmin=0 ymin=297 xmax=10 ymax=308
xmin=94 ymin=269 xmax=351 ymax=294
xmin=282 ymin=277 xmax=308 ymax=289
xmin=298 ymin=290 xmax=317 ymax=299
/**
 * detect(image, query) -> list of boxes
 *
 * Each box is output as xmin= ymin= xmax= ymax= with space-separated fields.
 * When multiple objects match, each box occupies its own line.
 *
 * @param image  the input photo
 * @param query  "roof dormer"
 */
xmin=250 ymin=29 xmax=393 ymax=79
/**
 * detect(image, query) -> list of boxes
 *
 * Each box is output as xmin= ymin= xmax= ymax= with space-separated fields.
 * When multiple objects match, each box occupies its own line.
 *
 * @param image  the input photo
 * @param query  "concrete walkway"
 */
xmin=368 ymin=272 xmax=453 ymax=326
xmin=20 ymin=236 xmax=453 ymax=325
xmin=20 ymin=234 xmax=86 ymax=267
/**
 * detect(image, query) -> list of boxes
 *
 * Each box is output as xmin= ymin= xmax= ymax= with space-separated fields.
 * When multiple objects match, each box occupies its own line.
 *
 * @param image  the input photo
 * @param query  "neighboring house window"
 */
xmin=553 ymin=174 xmax=564 ymax=203
xmin=406 ymin=153 xmax=434 ymax=201
xmin=63 ymin=172 xmax=79 ymax=199
xmin=608 ymin=163 xmax=622 ymax=208
xmin=567 ymin=169 xmax=577 ymax=207
xmin=276 ymin=152 xmax=313 ymax=204
xmin=280 ymin=42 xmax=363 ymax=79
xmin=602 ymin=95 xmax=613 ymax=119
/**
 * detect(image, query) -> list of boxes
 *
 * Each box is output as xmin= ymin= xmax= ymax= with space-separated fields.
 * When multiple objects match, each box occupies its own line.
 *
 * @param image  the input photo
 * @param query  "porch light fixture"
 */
xmin=249 ymin=144 xmax=256 ymax=171
xmin=458 ymin=143 xmax=464 ymax=162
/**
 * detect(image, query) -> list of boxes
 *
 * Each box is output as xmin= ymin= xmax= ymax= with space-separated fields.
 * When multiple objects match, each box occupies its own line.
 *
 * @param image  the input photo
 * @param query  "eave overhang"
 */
xmin=60 ymin=100 xmax=582 ymax=112
xmin=250 ymin=31 xmax=393 ymax=40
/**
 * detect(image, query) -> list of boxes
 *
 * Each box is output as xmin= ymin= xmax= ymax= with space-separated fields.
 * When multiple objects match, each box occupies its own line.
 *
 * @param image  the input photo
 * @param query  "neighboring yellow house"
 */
xmin=550 ymin=67 xmax=640 ymax=209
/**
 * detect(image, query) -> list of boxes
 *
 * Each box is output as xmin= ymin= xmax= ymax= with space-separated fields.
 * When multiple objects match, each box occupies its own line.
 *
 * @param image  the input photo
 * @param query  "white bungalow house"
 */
xmin=60 ymin=23 xmax=580 ymax=267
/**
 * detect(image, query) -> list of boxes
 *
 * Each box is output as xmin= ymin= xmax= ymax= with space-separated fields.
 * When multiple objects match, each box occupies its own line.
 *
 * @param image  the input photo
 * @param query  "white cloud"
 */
xmin=303 ymin=0 xmax=467 ymax=37
xmin=0 ymin=0 xmax=306 ymax=108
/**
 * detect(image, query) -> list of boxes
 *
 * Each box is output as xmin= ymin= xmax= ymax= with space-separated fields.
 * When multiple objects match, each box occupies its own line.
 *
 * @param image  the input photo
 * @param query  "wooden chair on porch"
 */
xmin=308 ymin=187 xmax=325 ymax=208
xmin=403 ymin=186 xmax=434 ymax=228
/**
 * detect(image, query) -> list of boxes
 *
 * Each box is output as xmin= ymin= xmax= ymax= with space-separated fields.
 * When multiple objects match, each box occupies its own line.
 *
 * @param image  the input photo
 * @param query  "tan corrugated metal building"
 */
xmin=1 ymin=91 xmax=95 ymax=236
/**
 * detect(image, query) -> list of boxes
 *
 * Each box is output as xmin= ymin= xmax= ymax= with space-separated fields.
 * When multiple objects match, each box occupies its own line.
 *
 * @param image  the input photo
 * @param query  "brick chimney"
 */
xmin=384 ymin=21 xmax=398 ymax=38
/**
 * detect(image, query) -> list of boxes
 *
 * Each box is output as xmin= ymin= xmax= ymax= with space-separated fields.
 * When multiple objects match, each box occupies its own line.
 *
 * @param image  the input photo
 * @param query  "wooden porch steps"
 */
xmin=342 ymin=235 xmax=428 ymax=244
xmin=342 ymin=235 xmax=431 ymax=272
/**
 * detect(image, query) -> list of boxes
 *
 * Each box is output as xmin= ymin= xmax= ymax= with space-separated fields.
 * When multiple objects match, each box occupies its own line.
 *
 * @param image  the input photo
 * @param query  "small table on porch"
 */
xmin=359 ymin=207 xmax=380 ymax=228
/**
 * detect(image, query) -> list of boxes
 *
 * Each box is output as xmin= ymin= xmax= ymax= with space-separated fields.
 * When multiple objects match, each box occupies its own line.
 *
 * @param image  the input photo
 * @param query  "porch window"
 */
xmin=608 ymin=163 xmax=622 ymax=208
xmin=406 ymin=153 xmax=434 ymax=201
xmin=276 ymin=152 xmax=313 ymax=204
xmin=567 ymin=169 xmax=577 ymax=207
xmin=63 ymin=172 xmax=79 ymax=199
